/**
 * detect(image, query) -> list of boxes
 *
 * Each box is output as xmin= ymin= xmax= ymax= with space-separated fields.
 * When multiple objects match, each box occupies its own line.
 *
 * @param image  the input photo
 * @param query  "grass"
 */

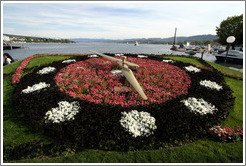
xmin=2 ymin=55 xmax=244 ymax=163
xmin=3 ymin=56 xmax=72 ymax=146
xmin=3 ymin=60 xmax=23 ymax=74
xmin=207 ymin=62 xmax=243 ymax=77
xmin=26 ymin=55 xmax=73 ymax=69
xmin=165 ymin=55 xmax=204 ymax=67
xmin=9 ymin=140 xmax=243 ymax=163
xmin=165 ymin=56 xmax=243 ymax=128
xmin=223 ymin=77 xmax=243 ymax=127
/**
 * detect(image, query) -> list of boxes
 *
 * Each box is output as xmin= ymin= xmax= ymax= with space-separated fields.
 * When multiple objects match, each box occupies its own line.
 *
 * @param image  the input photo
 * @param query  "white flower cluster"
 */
xmin=184 ymin=66 xmax=201 ymax=73
xmin=45 ymin=101 xmax=80 ymax=124
xmin=22 ymin=82 xmax=50 ymax=94
xmin=137 ymin=55 xmax=148 ymax=58
xmin=181 ymin=97 xmax=217 ymax=115
xmin=163 ymin=59 xmax=174 ymax=63
xmin=37 ymin=66 xmax=56 ymax=75
xmin=88 ymin=54 xmax=99 ymax=58
xmin=110 ymin=70 xmax=123 ymax=76
xmin=200 ymin=80 xmax=223 ymax=91
xmin=120 ymin=110 xmax=157 ymax=138
xmin=62 ymin=59 xmax=76 ymax=64
xmin=115 ymin=53 xmax=124 ymax=56
xmin=77 ymin=67 xmax=84 ymax=69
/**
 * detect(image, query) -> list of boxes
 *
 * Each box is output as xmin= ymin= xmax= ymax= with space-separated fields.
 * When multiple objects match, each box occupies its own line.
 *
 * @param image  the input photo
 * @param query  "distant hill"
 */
xmin=3 ymin=34 xmax=74 ymax=43
xmin=170 ymin=34 xmax=218 ymax=42
xmin=70 ymin=35 xmax=218 ymax=44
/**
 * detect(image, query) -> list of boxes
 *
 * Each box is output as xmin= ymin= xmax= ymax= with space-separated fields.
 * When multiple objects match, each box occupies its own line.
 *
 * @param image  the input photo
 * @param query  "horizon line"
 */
xmin=3 ymin=33 xmax=218 ymax=40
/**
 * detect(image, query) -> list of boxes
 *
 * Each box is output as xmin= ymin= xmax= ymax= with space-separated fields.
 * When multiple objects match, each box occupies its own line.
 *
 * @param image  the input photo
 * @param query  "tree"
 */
xmin=216 ymin=14 xmax=243 ymax=48
xmin=25 ymin=37 xmax=31 ymax=42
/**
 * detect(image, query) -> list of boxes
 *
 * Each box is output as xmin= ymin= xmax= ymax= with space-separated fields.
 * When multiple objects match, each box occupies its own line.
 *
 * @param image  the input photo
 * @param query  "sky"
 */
xmin=2 ymin=1 xmax=245 ymax=39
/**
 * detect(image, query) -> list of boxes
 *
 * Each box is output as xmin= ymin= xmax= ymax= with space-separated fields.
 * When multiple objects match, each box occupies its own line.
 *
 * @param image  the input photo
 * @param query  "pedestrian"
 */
xmin=3 ymin=53 xmax=14 ymax=66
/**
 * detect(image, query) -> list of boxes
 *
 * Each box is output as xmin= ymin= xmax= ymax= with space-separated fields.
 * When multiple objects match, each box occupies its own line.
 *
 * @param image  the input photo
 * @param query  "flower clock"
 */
xmin=13 ymin=53 xmax=234 ymax=151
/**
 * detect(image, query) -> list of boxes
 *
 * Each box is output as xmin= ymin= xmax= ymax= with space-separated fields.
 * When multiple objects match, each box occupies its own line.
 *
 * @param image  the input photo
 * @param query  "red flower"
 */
xmin=55 ymin=57 xmax=191 ymax=107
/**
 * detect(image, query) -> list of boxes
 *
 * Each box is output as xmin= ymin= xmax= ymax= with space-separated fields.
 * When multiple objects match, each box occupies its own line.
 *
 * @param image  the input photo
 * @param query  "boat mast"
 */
xmin=173 ymin=27 xmax=177 ymax=47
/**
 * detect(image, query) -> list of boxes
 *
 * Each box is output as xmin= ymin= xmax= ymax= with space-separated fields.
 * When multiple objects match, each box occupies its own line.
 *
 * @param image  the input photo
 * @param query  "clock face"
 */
xmin=54 ymin=57 xmax=191 ymax=107
xmin=13 ymin=54 xmax=234 ymax=150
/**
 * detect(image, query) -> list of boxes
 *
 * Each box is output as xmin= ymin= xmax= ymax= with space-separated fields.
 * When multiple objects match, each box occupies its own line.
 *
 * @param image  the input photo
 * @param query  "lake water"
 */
xmin=3 ymin=42 xmax=243 ymax=70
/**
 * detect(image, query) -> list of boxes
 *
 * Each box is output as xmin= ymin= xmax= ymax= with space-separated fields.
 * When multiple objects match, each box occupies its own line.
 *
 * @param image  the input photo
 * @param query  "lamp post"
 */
xmin=225 ymin=36 xmax=235 ymax=63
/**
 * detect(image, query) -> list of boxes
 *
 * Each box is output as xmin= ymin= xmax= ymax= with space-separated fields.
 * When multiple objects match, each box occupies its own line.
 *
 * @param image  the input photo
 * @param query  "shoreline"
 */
xmin=3 ymin=43 xmax=243 ymax=70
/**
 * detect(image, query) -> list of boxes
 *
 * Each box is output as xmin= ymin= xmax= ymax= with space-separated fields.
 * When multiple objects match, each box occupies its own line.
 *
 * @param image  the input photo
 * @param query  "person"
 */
xmin=3 ymin=53 xmax=14 ymax=66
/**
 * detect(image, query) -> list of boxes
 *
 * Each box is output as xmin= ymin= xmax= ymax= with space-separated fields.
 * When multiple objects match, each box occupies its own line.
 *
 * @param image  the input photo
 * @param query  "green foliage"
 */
xmin=25 ymin=37 xmax=32 ymax=42
xmin=26 ymin=56 xmax=73 ymax=69
xmin=3 ymin=55 xmax=243 ymax=163
xmin=164 ymin=55 xmax=204 ymax=67
xmin=223 ymin=77 xmax=243 ymax=127
xmin=8 ymin=140 xmax=243 ymax=163
xmin=10 ymin=36 xmax=74 ymax=43
xmin=3 ymin=56 xmax=71 ymax=147
xmin=176 ymin=40 xmax=214 ymax=46
xmin=11 ymin=55 xmax=234 ymax=152
xmin=216 ymin=14 xmax=243 ymax=46
xmin=3 ymin=60 xmax=23 ymax=74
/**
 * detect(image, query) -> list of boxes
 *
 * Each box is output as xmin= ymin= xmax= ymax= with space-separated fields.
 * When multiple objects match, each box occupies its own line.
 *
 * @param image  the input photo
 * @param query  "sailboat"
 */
xmin=170 ymin=27 xmax=177 ymax=50
xmin=134 ymin=41 xmax=139 ymax=46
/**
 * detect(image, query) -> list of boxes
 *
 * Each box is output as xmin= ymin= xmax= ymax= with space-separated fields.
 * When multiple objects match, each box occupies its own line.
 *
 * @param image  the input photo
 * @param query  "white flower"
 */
xmin=120 ymin=110 xmax=157 ymax=138
xmin=62 ymin=59 xmax=76 ymax=64
xmin=88 ymin=54 xmax=99 ymax=58
xmin=37 ymin=66 xmax=56 ymax=75
xmin=200 ymin=80 xmax=223 ymax=91
xmin=181 ymin=97 xmax=217 ymax=115
xmin=115 ymin=53 xmax=124 ymax=56
xmin=22 ymin=82 xmax=50 ymax=94
xmin=162 ymin=59 xmax=174 ymax=63
xmin=110 ymin=70 xmax=123 ymax=76
xmin=45 ymin=101 xmax=80 ymax=124
xmin=184 ymin=66 xmax=201 ymax=73
xmin=137 ymin=55 xmax=148 ymax=58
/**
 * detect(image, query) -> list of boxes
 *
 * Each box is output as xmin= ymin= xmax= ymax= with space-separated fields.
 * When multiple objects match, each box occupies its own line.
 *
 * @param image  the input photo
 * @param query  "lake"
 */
xmin=3 ymin=42 xmax=243 ymax=70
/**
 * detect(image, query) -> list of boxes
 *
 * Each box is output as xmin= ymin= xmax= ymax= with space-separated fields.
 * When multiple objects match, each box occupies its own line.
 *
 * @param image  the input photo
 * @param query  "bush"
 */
xmin=12 ymin=54 xmax=235 ymax=152
xmin=209 ymin=125 xmax=243 ymax=142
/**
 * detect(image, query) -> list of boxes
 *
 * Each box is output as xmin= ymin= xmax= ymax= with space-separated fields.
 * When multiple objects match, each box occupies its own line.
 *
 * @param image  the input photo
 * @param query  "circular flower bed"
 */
xmin=13 ymin=54 xmax=235 ymax=151
xmin=55 ymin=57 xmax=191 ymax=107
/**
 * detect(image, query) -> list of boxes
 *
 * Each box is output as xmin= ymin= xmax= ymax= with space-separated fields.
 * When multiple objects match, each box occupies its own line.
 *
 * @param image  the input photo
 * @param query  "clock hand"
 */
xmin=89 ymin=50 xmax=139 ymax=69
xmin=121 ymin=67 xmax=148 ymax=100
xmin=89 ymin=50 xmax=147 ymax=100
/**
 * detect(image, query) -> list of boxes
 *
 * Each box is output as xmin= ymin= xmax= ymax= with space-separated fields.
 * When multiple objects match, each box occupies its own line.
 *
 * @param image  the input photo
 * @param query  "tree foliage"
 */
xmin=216 ymin=14 xmax=243 ymax=46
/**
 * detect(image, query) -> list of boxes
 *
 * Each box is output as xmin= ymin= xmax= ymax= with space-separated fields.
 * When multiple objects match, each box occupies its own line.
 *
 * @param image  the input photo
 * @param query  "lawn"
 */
xmin=2 ymin=54 xmax=244 ymax=163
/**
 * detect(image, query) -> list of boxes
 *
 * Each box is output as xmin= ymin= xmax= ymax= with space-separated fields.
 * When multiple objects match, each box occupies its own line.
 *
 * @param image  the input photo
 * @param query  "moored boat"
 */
xmin=185 ymin=50 xmax=196 ymax=55
xmin=214 ymin=50 xmax=243 ymax=64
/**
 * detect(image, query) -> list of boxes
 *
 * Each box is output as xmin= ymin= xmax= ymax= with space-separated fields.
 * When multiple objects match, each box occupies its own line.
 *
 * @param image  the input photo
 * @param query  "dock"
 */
xmin=3 ymin=44 xmax=23 ymax=50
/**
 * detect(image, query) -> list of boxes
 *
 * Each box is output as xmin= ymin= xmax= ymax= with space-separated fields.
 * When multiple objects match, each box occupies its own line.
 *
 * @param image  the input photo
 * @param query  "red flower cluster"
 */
xmin=221 ymin=70 xmax=243 ymax=80
xmin=12 ymin=54 xmax=89 ymax=84
xmin=195 ymin=65 xmax=213 ymax=70
xmin=210 ymin=125 xmax=243 ymax=142
xmin=12 ymin=55 xmax=36 ymax=84
xmin=55 ymin=57 xmax=191 ymax=107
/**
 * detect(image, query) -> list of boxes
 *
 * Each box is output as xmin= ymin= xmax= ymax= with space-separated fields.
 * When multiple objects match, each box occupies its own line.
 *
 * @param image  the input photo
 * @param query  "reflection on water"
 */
xmin=3 ymin=42 xmax=243 ymax=70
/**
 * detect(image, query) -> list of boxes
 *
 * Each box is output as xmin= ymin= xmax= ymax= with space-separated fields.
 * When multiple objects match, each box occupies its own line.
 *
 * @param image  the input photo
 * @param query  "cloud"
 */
xmin=2 ymin=2 xmax=244 ymax=39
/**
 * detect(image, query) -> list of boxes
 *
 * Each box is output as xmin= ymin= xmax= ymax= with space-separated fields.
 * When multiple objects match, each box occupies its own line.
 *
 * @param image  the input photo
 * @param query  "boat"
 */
xmin=170 ymin=28 xmax=187 ymax=52
xmin=214 ymin=50 xmax=243 ymax=64
xmin=134 ymin=41 xmax=138 ymax=46
xmin=170 ymin=27 xmax=177 ymax=50
xmin=213 ymin=46 xmax=226 ymax=54
xmin=185 ymin=50 xmax=196 ymax=55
